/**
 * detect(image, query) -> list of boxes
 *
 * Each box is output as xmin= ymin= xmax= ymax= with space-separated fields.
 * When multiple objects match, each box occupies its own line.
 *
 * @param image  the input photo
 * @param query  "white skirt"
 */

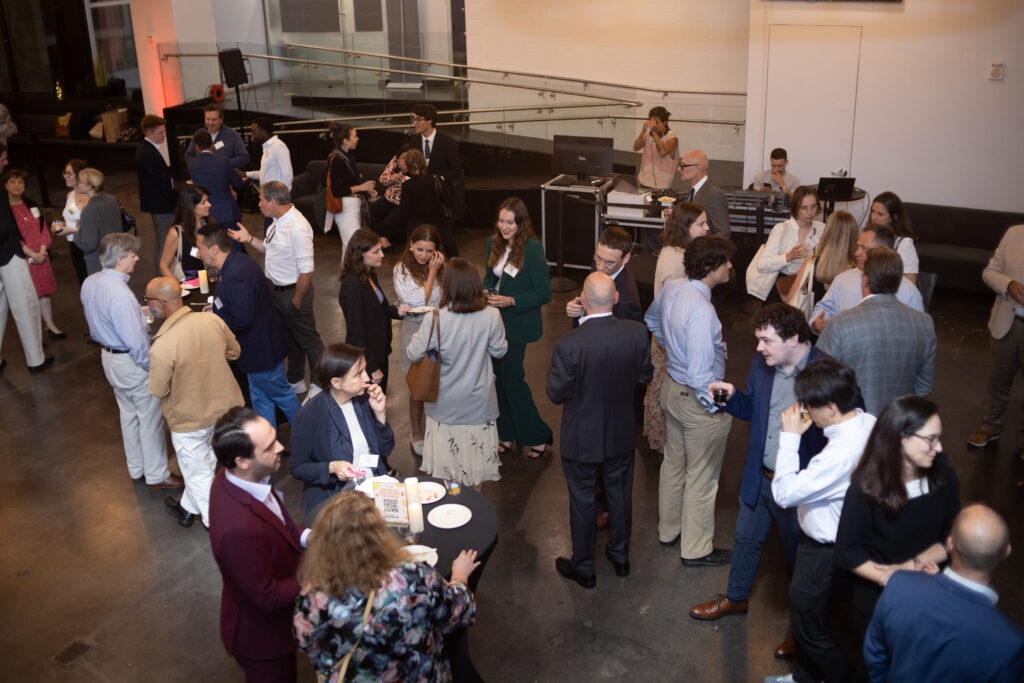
xmin=421 ymin=416 xmax=501 ymax=487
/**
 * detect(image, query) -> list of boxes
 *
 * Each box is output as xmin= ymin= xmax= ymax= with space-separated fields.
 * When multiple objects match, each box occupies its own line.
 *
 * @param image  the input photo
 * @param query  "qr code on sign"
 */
xmin=383 ymin=498 xmax=399 ymax=514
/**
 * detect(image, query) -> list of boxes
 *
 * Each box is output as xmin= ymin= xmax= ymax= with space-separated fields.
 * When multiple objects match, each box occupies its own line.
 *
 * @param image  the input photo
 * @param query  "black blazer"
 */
xmin=290 ymin=390 xmax=394 ymax=514
xmin=572 ymin=266 xmax=644 ymax=329
xmin=338 ymin=270 xmax=400 ymax=377
xmin=187 ymin=151 xmax=243 ymax=224
xmin=408 ymin=131 xmax=461 ymax=182
xmin=546 ymin=316 xmax=653 ymax=463
xmin=211 ymin=251 xmax=290 ymax=374
xmin=395 ymin=172 xmax=444 ymax=234
xmin=135 ymin=140 xmax=176 ymax=213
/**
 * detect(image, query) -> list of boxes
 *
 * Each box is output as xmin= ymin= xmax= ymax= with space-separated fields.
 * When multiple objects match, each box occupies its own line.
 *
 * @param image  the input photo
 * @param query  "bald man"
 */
xmin=547 ymin=272 xmax=653 ymax=588
xmin=147 ymin=276 xmax=243 ymax=528
xmin=679 ymin=149 xmax=731 ymax=239
xmin=864 ymin=504 xmax=1024 ymax=682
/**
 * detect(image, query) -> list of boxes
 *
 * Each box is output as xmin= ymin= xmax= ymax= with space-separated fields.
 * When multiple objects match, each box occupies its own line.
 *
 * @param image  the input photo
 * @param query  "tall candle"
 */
xmin=198 ymin=269 xmax=209 ymax=294
xmin=408 ymin=502 xmax=424 ymax=534
xmin=404 ymin=477 xmax=420 ymax=505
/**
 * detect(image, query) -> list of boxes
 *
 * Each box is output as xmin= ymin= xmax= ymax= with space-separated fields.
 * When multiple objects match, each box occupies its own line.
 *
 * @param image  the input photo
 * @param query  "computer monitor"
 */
xmin=552 ymin=135 xmax=613 ymax=180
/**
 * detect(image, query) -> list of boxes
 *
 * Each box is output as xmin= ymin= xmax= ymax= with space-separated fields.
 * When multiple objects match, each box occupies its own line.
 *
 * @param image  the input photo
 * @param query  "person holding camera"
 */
xmin=633 ymin=106 xmax=678 ymax=191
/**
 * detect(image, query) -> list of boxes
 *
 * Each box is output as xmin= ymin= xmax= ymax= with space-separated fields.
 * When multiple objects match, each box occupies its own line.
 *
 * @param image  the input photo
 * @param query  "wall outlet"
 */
xmin=989 ymin=61 xmax=1005 ymax=81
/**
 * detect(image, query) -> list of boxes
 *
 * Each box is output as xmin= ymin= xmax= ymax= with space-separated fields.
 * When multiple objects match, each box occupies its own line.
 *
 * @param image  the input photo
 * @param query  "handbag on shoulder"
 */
xmin=406 ymin=311 xmax=441 ymax=402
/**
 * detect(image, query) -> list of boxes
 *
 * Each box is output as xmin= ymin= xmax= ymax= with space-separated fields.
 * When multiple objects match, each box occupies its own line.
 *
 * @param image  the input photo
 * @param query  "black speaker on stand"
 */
xmin=218 ymin=48 xmax=248 ymax=129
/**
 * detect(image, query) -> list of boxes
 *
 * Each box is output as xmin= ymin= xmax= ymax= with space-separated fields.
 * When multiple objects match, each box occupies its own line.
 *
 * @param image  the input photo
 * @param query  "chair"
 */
xmin=916 ymin=271 xmax=938 ymax=312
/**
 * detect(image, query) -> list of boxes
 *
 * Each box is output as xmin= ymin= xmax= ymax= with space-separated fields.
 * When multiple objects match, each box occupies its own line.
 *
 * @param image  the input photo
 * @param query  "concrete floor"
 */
xmin=2 ymin=172 xmax=1022 ymax=682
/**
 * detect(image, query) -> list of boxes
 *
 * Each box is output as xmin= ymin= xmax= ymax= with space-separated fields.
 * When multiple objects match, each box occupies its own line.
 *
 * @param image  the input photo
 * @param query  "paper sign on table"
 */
xmin=373 ymin=481 xmax=409 ymax=525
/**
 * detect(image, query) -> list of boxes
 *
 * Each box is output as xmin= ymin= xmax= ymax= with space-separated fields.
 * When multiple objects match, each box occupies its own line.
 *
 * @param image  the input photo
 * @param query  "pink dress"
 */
xmin=13 ymin=202 xmax=57 ymax=296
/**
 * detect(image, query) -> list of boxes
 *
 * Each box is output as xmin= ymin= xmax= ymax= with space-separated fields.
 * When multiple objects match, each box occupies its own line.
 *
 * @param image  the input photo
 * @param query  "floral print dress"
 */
xmin=294 ymin=561 xmax=476 ymax=682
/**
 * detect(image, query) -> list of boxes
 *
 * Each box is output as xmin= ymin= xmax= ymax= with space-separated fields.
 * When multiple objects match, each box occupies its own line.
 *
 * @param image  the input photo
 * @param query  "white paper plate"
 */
xmin=418 ymin=482 xmax=446 ymax=505
xmin=409 ymin=305 xmax=434 ymax=314
xmin=404 ymin=545 xmax=439 ymax=566
xmin=355 ymin=474 xmax=398 ymax=498
xmin=427 ymin=503 xmax=472 ymax=529
xmin=180 ymin=288 xmax=190 ymax=297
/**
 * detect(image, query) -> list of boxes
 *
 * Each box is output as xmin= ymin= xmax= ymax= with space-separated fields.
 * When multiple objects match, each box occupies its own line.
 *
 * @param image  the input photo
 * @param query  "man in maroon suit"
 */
xmin=209 ymin=406 xmax=310 ymax=682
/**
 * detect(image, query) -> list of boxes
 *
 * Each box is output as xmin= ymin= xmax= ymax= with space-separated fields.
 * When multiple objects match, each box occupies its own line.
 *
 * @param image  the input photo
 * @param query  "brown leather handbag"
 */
xmin=406 ymin=311 xmax=441 ymax=402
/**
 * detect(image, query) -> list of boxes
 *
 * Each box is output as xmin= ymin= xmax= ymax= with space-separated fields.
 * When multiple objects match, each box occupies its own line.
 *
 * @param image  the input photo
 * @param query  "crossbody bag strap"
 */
xmin=319 ymin=589 xmax=375 ymax=683
xmin=431 ymin=310 xmax=441 ymax=359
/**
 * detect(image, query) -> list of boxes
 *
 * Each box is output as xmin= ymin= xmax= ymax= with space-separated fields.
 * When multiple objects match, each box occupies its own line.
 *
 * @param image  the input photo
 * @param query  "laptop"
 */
xmin=817 ymin=177 xmax=856 ymax=201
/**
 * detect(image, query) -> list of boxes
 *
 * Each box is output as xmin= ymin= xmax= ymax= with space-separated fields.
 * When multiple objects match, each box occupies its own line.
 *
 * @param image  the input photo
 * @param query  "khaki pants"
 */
xmin=101 ymin=350 xmax=171 ymax=484
xmin=0 ymin=255 xmax=44 ymax=367
xmin=659 ymin=377 xmax=732 ymax=559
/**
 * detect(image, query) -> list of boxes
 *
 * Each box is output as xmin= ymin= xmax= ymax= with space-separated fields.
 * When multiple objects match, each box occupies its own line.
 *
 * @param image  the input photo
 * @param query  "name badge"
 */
xmin=503 ymin=263 xmax=520 ymax=278
xmin=213 ymin=297 xmax=223 ymax=310
xmin=190 ymin=246 xmax=199 ymax=258
xmin=356 ymin=452 xmax=380 ymax=469
xmin=214 ymin=140 xmax=225 ymax=150
xmin=30 ymin=207 xmax=41 ymax=218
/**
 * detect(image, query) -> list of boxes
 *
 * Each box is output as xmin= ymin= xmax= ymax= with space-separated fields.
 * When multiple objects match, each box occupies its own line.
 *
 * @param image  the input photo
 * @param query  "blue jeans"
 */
xmin=725 ymin=470 xmax=800 ymax=603
xmin=249 ymin=361 xmax=301 ymax=426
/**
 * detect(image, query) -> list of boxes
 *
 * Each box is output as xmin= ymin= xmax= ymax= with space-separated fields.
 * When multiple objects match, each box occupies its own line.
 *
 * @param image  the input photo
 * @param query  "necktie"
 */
xmin=424 ymin=138 xmax=431 ymax=160
xmin=686 ymin=187 xmax=695 ymax=202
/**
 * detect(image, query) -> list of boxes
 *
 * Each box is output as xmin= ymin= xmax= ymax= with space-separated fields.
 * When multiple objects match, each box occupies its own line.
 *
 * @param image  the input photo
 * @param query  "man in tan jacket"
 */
xmin=147 ymin=277 xmax=242 ymax=528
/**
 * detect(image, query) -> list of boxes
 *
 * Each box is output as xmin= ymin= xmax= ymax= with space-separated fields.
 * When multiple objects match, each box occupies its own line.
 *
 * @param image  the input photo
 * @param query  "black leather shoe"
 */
xmin=659 ymin=533 xmax=680 ymax=547
xmin=164 ymin=496 xmax=195 ymax=528
xmin=0 ymin=358 xmax=6 ymax=373
xmin=681 ymin=548 xmax=732 ymax=567
xmin=605 ymin=544 xmax=629 ymax=577
xmin=555 ymin=557 xmax=596 ymax=589
xmin=27 ymin=355 xmax=55 ymax=375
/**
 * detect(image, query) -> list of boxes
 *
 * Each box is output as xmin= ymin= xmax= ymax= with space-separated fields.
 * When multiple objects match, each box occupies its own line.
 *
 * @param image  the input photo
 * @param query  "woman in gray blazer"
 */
xmin=407 ymin=258 xmax=508 ymax=490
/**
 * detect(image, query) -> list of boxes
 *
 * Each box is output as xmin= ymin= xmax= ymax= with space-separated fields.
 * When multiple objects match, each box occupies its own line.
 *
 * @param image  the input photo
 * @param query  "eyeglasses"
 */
xmin=909 ymin=432 xmax=942 ymax=448
xmin=412 ymin=116 xmax=428 ymax=123
xmin=679 ymin=163 xmax=698 ymax=170
xmin=142 ymin=296 xmax=166 ymax=303
xmin=593 ymin=253 xmax=621 ymax=268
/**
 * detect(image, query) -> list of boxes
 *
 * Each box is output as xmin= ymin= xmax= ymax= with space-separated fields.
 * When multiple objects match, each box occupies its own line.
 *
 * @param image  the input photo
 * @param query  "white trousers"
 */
xmin=325 ymin=196 xmax=362 ymax=256
xmin=101 ymin=350 xmax=171 ymax=483
xmin=171 ymin=424 xmax=216 ymax=527
xmin=0 ymin=255 xmax=44 ymax=366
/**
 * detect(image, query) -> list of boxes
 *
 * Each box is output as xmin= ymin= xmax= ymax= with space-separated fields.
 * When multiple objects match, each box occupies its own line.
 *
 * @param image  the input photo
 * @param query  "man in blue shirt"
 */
xmin=80 ymin=233 xmax=181 ymax=490
xmin=183 ymin=103 xmax=249 ymax=170
xmin=645 ymin=235 xmax=734 ymax=567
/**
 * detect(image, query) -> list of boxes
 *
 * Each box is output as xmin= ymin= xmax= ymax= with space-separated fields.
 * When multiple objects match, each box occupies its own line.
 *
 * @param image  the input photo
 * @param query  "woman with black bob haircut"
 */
xmin=835 ymin=395 xmax=960 ymax=668
xmin=289 ymin=343 xmax=395 ymax=515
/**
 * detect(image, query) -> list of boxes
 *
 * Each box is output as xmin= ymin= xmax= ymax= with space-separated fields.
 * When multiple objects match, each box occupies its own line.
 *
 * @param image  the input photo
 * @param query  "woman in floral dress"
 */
xmin=294 ymin=492 xmax=479 ymax=682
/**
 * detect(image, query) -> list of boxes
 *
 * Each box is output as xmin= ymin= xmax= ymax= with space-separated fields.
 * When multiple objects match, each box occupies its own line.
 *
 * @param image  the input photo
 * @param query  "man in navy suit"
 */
xmin=864 ymin=504 xmax=1024 ymax=683
xmin=183 ymin=102 xmax=249 ymax=170
xmin=136 ymin=115 xmax=177 ymax=272
xmin=187 ymin=129 xmax=243 ymax=226
xmin=566 ymin=226 xmax=643 ymax=326
xmin=197 ymin=223 xmax=300 ymax=426
xmin=689 ymin=303 xmax=829 ymax=661
xmin=547 ymin=272 xmax=653 ymax=589
xmin=209 ymin=405 xmax=309 ymax=683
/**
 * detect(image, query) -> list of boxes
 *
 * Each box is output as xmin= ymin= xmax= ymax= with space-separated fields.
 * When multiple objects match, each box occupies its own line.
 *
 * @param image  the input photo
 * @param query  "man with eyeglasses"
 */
xmin=80 ymin=233 xmax=181 ymax=492
xmin=147 ymin=276 xmax=243 ymax=528
xmin=229 ymin=181 xmax=324 ymax=399
xmin=816 ymin=248 xmax=936 ymax=415
xmin=566 ymin=225 xmax=643 ymax=326
xmin=679 ymin=149 xmax=732 ymax=239
xmin=409 ymin=103 xmax=463 ymax=255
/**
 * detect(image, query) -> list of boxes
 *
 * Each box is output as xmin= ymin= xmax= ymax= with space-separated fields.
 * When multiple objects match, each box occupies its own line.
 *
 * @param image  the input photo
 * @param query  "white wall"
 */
xmin=744 ymin=0 xmax=1024 ymax=213
xmin=212 ymin=0 xmax=271 ymax=85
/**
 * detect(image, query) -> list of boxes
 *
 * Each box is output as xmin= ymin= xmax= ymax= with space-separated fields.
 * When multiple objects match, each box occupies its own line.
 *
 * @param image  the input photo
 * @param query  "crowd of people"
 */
xmin=0 ymin=100 xmax=1022 ymax=683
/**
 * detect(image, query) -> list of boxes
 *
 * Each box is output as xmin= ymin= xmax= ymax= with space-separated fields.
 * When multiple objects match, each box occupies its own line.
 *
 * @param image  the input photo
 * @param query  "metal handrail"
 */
xmin=284 ymin=42 xmax=747 ymax=98
xmin=162 ymin=50 xmax=642 ymax=106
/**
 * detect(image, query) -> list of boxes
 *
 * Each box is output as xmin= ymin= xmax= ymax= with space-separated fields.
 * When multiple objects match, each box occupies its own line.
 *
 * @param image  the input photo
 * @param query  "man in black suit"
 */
xmin=566 ymin=225 xmax=643 ymax=325
xmin=547 ymin=272 xmax=653 ymax=589
xmin=136 ymin=114 xmax=177 ymax=272
xmin=409 ymin=103 xmax=463 ymax=254
xmin=187 ymin=129 xmax=243 ymax=227
xmin=679 ymin=149 xmax=731 ymax=239
xmin=196 ymin=223 xmax=301 ymax=427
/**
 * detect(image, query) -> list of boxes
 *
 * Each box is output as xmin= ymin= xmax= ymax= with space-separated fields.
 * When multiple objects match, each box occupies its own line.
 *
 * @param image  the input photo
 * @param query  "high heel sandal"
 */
xmin=497 ymin=441 xmax=513 ymax=455
xmin=46 ymin=329 xmax=67 ymax=340
xmin=526 ymin=435 xmax=554 ymax=459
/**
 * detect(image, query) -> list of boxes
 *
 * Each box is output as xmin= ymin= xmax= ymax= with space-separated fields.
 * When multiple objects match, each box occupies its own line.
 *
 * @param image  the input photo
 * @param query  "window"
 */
xmin=83 ymin=0 xmax=139 ymax=89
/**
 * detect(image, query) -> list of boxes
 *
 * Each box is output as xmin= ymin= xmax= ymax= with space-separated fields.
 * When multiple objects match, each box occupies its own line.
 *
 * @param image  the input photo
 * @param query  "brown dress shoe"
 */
xmin=596 ymin=510 xmax=610 ymax=529
xmin=148 ymin=473 xmax=185 ymax=490
xmin=689 ymin=594 xmax=749 ymax=620
xmin=774 ymin=636 xmax=796 ymax=660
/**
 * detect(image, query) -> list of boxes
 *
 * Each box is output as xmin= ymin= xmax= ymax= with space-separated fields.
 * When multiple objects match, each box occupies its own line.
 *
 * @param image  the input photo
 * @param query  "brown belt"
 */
xmin=762 ymin=465 xmax=775 ymax=481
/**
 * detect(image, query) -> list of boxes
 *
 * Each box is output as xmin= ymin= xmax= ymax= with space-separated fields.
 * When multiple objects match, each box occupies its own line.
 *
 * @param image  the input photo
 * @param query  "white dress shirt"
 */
xmin=246 ymin=135 xmax=293 ymax=189
xmin=812 ymin=267 xmax=925 ymax=320
xmin=772 ymin=410 xmax=876 ymax=543
xmin=942 ymin=566 xmax=999 ymax=605
xmin=224 ymin=469 xmax=311 ymax=547
xmin=263 ymin=206 xmax=315 ymax=286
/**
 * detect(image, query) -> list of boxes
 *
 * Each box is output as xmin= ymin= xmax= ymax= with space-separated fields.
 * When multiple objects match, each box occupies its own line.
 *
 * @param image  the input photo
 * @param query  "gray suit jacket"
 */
xmin=983 ymin=224 xmax=1024 ymax=339
xmin=693 ymin=179 xmax=731 ymax=239
xmin=816 ymin=294 xmax=936 ymax=415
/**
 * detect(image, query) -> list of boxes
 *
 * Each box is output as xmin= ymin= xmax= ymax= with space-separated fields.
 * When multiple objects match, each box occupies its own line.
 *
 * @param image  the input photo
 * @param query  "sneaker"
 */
xmin=967 ymin=428 xmax=999 ymax=447
xmin=305 ymin=383 xmax=322 ymax=400
xmin=289 ymin=379 xmax=307 ymax=395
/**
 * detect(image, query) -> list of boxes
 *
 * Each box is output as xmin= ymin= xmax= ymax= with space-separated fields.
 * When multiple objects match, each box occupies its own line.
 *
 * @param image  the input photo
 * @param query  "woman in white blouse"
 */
xmin=750 ymin=186 xmax=824 ymax=303
xmin=53 ymin=158 xmax=90 ymax=286
xmin=869 ymin=191 xmax=919 ymax=285
xmin=392 ymin=224 xmax=446 ymax=455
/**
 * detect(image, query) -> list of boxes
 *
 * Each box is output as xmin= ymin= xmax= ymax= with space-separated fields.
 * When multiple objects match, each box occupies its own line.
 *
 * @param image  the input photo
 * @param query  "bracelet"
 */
xmin=248 ymin=236 xmax=254 ymax=245
xmin=450 ymin=577 xmax=469 ymax=587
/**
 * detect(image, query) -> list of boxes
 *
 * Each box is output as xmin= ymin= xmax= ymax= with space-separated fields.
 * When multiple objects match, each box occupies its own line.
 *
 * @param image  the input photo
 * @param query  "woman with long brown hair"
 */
xmin=325 ymin=122 xmax=377 ymax=254
xmin=339 ymin=228 xmax=409 ymax=395
xmin=393 ymin=224 xmax=445 ymax=454
xmin=160 ymin=183 xmax=210 ymax=281
xmin=482 ymin=197 xmax=553 ymax=458
xmin=869 ymin=190 xmax=918 ymax=285
xmin=408 ymin=257 xmax=507 ymax=489
xmin=294 ymin=492 xmax=479 ymax=681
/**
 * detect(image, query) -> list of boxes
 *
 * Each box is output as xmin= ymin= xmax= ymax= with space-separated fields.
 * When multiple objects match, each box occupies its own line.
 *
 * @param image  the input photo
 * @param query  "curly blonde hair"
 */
xmin=486 ymin=196 xmax=534 ymax=271
xmin=298 ymin=492 xmax=406 ymax=597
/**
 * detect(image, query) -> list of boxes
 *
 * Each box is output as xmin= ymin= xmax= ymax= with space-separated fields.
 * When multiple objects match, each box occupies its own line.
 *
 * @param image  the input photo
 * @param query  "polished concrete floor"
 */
xmin=2 ymin=173 xmax=1022 ymax=682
